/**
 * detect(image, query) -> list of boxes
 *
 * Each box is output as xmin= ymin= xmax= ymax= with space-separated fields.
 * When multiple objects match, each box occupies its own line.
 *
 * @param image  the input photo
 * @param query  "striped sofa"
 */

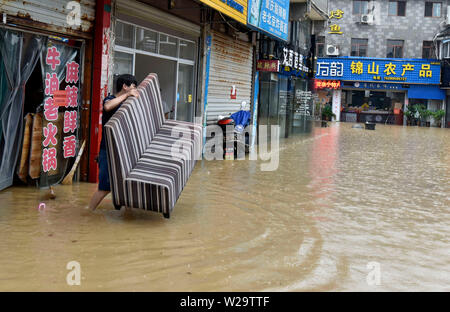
xmin=104 ymin=73 xmax=202 ymax=218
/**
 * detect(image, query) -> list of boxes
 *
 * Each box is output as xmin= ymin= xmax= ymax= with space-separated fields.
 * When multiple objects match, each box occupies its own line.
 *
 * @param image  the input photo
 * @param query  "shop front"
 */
xmin=257 ymin=43 xmax=311 ymax=138
xmin=249 ymin=0 xmax=315 ymax=139
xmin=315 ymin=57 xmax=443 ymax=125
xmin=0 ymin=1 xmax=95 ymax=190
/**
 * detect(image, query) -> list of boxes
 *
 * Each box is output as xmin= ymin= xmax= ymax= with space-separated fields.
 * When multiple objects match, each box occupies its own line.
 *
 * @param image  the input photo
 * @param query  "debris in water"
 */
xmin=49 ymin=187 xmax=56 ymax=200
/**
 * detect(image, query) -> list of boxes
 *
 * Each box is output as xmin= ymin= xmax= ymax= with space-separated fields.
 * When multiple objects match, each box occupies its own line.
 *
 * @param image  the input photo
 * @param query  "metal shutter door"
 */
xmin=0 ymin=0 xmax=95 ymax=35
xmin=206 ymin=30 xmax=253 ymax=123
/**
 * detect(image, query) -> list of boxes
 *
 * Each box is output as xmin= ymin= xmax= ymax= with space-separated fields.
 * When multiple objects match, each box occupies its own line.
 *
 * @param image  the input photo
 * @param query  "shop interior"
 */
xmin=259 ymin=72 xmax=313 ymax=139
xmin=340 ymin=89 xmax=404 ymax=124
xmin=0 ymin=28 xmax=83 ymax=191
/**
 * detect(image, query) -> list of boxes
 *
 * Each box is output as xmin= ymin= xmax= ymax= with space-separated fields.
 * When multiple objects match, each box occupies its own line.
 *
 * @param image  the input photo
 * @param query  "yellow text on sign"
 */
xmin=199 ymin=0 xmax=248 ymax=25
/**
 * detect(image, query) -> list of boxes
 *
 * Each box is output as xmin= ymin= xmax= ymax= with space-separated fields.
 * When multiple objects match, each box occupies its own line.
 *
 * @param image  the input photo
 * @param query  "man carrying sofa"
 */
xmin=89 ymin=74 xmax=139 ymax=211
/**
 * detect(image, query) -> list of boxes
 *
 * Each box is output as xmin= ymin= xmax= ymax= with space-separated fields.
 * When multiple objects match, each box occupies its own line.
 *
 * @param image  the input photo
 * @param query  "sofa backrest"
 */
xmin=141 ymin=73 xmax=165 ymax=130
xmin=104 ymin=73 xmax=167 ymax=204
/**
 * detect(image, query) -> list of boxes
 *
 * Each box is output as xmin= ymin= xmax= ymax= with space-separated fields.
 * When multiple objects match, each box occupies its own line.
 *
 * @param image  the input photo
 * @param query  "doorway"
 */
xmin=135 ymin=54 xmax=177 ymax=118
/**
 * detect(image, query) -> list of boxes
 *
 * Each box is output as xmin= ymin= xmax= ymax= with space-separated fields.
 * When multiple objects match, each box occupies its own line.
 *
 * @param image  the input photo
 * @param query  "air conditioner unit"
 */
xmin=326 ymin=45 xmax=339 ymax=56
xmin=361 ymin=14 xmax=374 ymax=24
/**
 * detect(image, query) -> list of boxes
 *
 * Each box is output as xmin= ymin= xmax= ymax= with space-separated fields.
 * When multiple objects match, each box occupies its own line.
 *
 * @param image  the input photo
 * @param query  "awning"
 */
xmin=407 ymin=85 xmax=445 ymax=100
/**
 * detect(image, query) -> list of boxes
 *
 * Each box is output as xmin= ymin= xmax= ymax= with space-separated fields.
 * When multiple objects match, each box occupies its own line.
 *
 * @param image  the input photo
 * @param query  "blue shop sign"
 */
xmin=247 ymin=0 xmax=289 ymax=41
xmin=279 ymin=65 xmax=309 ymax=78
xmin=346 ymin=82 xmax=407 ymax=90
xmin=315 ymin=57 xmax=441 ymax=84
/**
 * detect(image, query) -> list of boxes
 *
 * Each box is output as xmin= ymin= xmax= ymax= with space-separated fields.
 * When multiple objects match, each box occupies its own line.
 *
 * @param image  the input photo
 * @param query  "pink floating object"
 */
xmin=38 ymin=203 xmax=46 ymax=211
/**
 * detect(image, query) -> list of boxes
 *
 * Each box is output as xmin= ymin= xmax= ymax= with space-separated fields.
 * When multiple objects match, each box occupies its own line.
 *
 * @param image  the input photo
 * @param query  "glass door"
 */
xmin=176 ymin=63 xmax=194 ymax=122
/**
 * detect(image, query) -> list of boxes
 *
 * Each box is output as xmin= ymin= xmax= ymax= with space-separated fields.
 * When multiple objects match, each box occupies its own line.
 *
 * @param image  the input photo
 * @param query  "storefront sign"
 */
xmin=328 ymin=9 xmax=344 ymax=35
xmin=42 ymin=42 xmax=80 ymax=173
xmin=348 ymin=82 xmax=407 ymax=90
xmin=200 ymin=0 xmax=248 ymax=24
xmin=247 ymin=0 xmax=289 ymax=41
xmin=314 ymin=79 xmax=341 ymax=89
xmin=281 ymin=48 xmax=309 ymax=73
xmin=315 ymin=57 xmax=441 ymax=84
xmin=257 ymin=59 xmax=279 ymax=72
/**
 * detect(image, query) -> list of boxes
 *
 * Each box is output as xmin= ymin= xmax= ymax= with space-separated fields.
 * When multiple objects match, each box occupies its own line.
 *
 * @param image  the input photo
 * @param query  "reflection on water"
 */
xmin=0 ymin=123 xmax=449 ymax=291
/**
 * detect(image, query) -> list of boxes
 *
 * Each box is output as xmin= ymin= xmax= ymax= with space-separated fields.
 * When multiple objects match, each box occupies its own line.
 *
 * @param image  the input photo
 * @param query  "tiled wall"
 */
xmin=316 ymin=0 xmax=449 ymax=59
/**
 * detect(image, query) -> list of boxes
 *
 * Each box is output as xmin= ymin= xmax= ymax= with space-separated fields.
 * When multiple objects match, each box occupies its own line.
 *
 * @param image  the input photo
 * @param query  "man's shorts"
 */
xmin=98 ymin=148 xmax=111 ymax=191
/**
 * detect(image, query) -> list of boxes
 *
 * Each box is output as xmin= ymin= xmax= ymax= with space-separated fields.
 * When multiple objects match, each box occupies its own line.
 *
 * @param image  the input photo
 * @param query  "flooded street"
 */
xmin=0 ymin=123 xmax=449 ymax=291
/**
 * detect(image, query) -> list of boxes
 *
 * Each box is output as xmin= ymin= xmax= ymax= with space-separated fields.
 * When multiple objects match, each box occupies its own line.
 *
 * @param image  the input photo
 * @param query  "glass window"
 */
xmin=389 ymin=1 xmax=406 ymax=16
xmin=425 ymin=2 xmax=442 ymax=17
xmin=177 ymin=64 xmax=194 ymax=122
xmin=388 ymin=1 xmax=398 ymax=15
xmin=159 ymin=34 xmax=178 ymax=57
xmin=351 ymin=38 xmax=368 ymax=57
xmin=422 ymin=41 xmax=434 ymax=59
xmin=179 ymin=40 xmax=195 ymax=61
xmin=316 ymin=36 xmax=325 ymax=57
xmin=113 ymin=51 xmax=134 ymax=92
xmin=353 ymin=0 xmax=369 ymax=15
xmin=113 ymin=51 xmax=133 ymax=75
xmin=434 ymin=2 xmax=442 ymax=17
xmin=386 ymin=40 xmax=404 ymax=58
xmin=115 ymin=21 xmax=135 ymax=48
xmin=443 ymin=42 xmax=450 ymax=58
xmin=136 ymin=27 xmax=157 ymax=53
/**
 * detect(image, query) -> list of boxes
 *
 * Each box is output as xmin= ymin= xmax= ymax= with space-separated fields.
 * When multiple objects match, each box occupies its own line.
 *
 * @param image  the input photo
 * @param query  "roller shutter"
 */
xmin=0 ymin=0 xmax=95 ymax=36
xmin=206 ymin=30 xmax=253 ymax=123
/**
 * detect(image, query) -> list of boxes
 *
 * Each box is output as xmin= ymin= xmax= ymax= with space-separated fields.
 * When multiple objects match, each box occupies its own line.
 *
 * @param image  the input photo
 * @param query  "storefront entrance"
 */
xmin=340 ymin=88 xmax=405 ymax=125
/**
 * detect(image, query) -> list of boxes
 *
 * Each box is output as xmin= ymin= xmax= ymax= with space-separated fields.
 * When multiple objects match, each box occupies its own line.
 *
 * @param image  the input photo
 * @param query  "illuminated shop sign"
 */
xmin=314 ymin=79 xmax=341 ymax=89
xmin=315 ymin=57 xmax=441 ymax=84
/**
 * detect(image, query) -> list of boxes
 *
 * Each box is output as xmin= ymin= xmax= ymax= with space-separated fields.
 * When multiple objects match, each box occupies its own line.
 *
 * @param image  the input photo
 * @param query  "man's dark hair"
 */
xmin=116 ymin=74 xmax=137 ymax=93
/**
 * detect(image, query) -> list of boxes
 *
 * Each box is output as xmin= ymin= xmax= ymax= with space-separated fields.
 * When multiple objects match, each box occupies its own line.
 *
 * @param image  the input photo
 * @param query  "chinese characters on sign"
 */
xmin=62 ymin=56 xmax=79 ymax=159
xmin=281 ymin=48 xmax=309 ymax=73
xmin=314 ymin=80 xmax=341 ymax=90
xmin=248 ymin=0 xmax=290 ymax=41
xmin=43 ymin=46 xmax=61 ymax=173
xmin=42 ymin=44 xmax=80 ymax=174
xmin=329 ymin=9 xmax=344 ymax=35
xmin=317 ymin=61 xmax=344 ymax=77
xmin=352 ymin=82 xmax=406 ymax=90
xmin=315 ymin=57 xmax=441 ymax=84
xmin=256 ymin=60 xmax=279 ymax=72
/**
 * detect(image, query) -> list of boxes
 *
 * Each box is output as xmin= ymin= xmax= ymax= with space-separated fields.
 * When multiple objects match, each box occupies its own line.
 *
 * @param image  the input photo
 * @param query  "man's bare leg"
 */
xmin=89 ymin=190 xmax=110 ymax=211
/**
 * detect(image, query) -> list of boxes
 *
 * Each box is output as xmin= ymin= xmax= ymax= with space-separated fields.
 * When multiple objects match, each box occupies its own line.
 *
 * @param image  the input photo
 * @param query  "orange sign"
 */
xmin=314 ymin=79 xmax=341 ymax=90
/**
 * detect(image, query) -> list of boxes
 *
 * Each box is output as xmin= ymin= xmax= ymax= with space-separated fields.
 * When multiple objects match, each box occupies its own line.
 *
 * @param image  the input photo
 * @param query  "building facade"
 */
xmin=314 ymin=0 xmax=448 ymax=127
xmin=434 ymin=2 xmax=450 ymax=127
xmin=257 ymin=0 xmax=328 ymax=139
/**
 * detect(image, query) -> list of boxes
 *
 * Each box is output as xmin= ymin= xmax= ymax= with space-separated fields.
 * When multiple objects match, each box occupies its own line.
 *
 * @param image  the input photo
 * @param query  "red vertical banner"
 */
xmin=42 ymin=46 xmax=61 ymax=173
xmin=90 ymin=0 xmax=112 ymax=183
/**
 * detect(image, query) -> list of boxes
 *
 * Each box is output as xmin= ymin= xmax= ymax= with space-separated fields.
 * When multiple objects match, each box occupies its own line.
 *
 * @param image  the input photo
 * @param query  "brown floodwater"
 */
xmin=0 ymin=123 xmax=449 ymax=291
